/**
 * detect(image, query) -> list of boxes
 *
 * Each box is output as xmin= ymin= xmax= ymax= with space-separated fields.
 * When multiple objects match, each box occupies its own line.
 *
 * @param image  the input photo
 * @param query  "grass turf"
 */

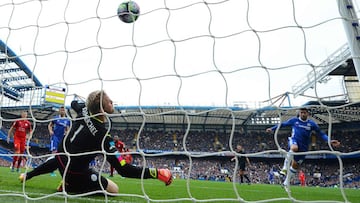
xmin=0 ymin=166 xmax=358 ymax=203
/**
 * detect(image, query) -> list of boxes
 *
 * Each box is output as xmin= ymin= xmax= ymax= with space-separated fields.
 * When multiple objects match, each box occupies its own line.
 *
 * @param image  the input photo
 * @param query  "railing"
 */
xmin=292 ymin=43 xmax=352 ymax=97
xmin=0 ymin=87 xmax=44 ymax=107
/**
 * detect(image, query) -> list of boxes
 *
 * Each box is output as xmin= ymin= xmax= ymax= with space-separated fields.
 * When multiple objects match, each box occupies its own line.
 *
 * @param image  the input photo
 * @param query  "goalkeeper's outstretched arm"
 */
xmin=105 ymin=136 xmax=173 ymax=186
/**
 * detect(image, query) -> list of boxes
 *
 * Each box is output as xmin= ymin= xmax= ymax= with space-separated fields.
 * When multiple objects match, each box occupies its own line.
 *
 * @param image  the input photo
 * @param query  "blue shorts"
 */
xmin=288 ymin=137 xmax=306 ymax=164
xmin=50 ymin=136 xmax=62 ymax=152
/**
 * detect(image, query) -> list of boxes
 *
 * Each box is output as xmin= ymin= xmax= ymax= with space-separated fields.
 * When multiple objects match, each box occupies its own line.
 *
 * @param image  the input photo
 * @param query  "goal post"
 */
xmin=338 ymin=0 xmax=360 ymax=82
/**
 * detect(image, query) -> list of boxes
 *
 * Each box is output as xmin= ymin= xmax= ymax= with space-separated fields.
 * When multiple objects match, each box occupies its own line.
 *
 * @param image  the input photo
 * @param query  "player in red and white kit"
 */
xmin=109 ymin=135 xmax=133 ymax=177
xmin=299 ymin=170 xmax=306 ymax=187
xmin=7 ymin=111 xmax=32 ymax=172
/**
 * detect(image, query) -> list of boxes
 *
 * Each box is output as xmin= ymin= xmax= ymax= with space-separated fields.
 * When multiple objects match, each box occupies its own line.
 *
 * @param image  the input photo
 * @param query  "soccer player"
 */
xmin=7 ymin=111 xmax=32 ymax=172
xmin=266 ymin=107 xmax=340 ymax=189
xmin=109 ymin=135 xmax=133 ymax=177
xmin=268 ymin=167 xmax=275 ymax=184
xmin=48 ymin=106 xmax=71 ymax=153
xmin=231 ymin=144 xmax=251 ymax=184
xmin=48 ymin=106 xmax=71 ymax=176
xmin=299 ymin=170 xmax=305 ymax=186
xmin=17 ymin=102 xmax=84 ymax=183
xmin=20 ymin=90 xmax=172 ymax=194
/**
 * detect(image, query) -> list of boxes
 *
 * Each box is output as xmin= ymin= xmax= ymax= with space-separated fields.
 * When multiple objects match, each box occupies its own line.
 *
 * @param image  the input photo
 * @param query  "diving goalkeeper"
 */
xmin=20 ymin=90 xmax=172 ymax=194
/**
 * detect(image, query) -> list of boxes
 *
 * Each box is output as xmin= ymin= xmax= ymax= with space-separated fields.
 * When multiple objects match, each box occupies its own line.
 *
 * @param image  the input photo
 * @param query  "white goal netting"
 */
xmin=1 ymin=0 xmax=360 ymax=202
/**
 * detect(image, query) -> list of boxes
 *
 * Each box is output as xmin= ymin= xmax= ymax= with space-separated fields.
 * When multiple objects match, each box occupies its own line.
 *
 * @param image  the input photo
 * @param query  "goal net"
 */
xmin=0 ymin=0 xmax=359 ymax=202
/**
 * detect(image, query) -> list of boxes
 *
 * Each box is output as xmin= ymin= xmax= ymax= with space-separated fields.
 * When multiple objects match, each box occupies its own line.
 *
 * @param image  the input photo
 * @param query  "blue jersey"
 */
xmin=51 ymin=115 xmax=71 ymax=139
xmin=271 ymin=117 xmax=329 ymax=151
xmin=268 ymin=170 xmax=274 ymax=181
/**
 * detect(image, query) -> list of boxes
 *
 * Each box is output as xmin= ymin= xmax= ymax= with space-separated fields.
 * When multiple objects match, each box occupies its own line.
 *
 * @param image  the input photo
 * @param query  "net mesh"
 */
xmin=0 ymin=0 xmax=359 ymax=202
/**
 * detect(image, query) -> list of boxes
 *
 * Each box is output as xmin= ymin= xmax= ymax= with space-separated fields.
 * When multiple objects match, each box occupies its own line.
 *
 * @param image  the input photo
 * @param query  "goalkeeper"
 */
xmin=20 ymin=90 xmax=172 ymax=194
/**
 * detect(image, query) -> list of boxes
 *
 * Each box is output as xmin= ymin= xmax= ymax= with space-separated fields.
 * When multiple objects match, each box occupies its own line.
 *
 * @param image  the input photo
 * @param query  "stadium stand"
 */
xmin=1 ymin=39 xmax=359 ymax=189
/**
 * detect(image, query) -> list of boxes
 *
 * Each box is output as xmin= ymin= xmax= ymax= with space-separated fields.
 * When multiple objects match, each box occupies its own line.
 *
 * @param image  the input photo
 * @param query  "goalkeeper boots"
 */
xmin=57 ymin=180 xmax=64 ymax=192
xmin=19 ymin=173 xmax=26 ymax=183
xmin=157 ymin=169 xmax=172 ymax=186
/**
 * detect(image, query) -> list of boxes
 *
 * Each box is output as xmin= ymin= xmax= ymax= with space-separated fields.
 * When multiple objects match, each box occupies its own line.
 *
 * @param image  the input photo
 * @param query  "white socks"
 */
xmin=282 ymin=150 xmax=293 ymax=171
xmin=284 ymin=166 xmax=297 ymax=186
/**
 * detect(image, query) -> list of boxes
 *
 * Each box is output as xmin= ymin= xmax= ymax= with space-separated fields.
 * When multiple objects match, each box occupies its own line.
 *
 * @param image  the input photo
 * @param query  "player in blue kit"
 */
xmin=266 ymin=107 xmax=340 ymax=189
xmin=49 ymin=106 xmax=71 ymax=153
xmin=48 ymin=106 xmax=70 ymax=176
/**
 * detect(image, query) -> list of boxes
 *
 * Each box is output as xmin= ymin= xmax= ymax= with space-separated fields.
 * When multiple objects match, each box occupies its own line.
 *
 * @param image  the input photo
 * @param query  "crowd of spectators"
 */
xmin=2 ymin=121 xmax=358 ymax=154
xmin=106 ymin=128 xmax=359 ymax=154
xmin=0 ymin=123 xmax=359 ymax=189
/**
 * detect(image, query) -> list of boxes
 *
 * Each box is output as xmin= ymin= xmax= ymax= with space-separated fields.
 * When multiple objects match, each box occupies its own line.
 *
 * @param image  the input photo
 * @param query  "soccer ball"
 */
xmin=117 ymin=1 xmax=140 ymax=23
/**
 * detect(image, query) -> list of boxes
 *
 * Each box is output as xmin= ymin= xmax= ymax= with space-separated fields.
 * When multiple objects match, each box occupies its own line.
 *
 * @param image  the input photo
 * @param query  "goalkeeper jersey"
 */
xmin=57 ymin=106 xmax=123 ymax=173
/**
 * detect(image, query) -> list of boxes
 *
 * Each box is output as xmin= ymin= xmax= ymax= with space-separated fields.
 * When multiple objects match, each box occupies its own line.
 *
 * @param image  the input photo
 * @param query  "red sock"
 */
xmin=12 ymin=156 xmax=18 ymax=168
xmin=17 ymin=157 xmax=22 ymax=168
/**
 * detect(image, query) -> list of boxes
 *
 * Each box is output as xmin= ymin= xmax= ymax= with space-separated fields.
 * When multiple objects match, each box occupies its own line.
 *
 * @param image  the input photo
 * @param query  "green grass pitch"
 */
xmin=0 ymin=167 xmax=358 ymax=203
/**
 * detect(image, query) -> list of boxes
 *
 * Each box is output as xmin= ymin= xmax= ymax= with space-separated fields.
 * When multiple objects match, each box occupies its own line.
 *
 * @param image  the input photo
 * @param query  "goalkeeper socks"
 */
xmin=116 ymin=165 xmax=172 ymax=186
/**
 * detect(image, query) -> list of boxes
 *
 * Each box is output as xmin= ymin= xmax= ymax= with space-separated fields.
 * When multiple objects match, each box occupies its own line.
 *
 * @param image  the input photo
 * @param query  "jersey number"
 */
xmin=70 ymin=124 xmax=84 ymax=143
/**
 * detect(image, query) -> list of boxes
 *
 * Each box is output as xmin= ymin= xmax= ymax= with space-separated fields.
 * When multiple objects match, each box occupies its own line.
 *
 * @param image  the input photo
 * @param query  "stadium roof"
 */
xmin=328 ymin=58 xmax=358 ymax=76
xmin=1 ymin=40 xmax=359 ymax=128
xmin=291 ymin=44 xmax=359 ymax=97
xmin=0 ymin=40 xmax=42 ymax=101
xmin=109 ymin=102 xmax=360 ymax=127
